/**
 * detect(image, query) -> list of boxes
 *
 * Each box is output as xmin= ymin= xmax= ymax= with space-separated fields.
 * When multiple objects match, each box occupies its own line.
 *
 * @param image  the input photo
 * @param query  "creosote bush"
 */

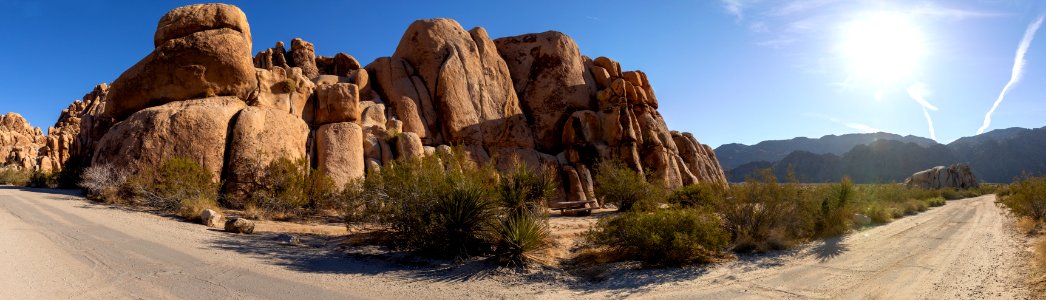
xmin=127 ymin=157 xmax=218 ymax=212
xmin=0 ymin=167 xmax=30 ymax=186
xmin=999 ymin=176 xmax=1046 ymax=221
xmin=588 ymin=208 xmax=730 ymax=266
xmin=595 ymin=161 xmax=665 ymax=211
xmin=250 ymin=158 xmax=309 ymax=217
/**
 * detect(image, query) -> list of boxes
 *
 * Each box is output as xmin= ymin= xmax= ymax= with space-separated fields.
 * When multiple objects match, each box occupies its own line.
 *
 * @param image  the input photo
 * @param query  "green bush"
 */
xmin=718 ymin=170 xmax=814 ymax=252
xmin=27 ymin=170 xmax=59 ymax=188
xmin=588 ymin=208 xmax=730 ymax=266
xmin=668 ymin=183 xmax=727 ymax=208
xmin=595 ymin=160 xmax=665 ymax=211
xmin=926 ymin=197 xmax=946 ymax=207
xmin=1000 ymin=176 xmax=1046 ymax=220
xmin=250 ymin=158 xmax=309 ymax=217
xmin=305 ymin=169 xmax=341 ymax=211
xmin=814 ymin=177 xmax=854 ymax=237
xmin=128 ymin=157 xmax=218 ymax=212
xmin=0 ymin=167 xmax=30 ymax=186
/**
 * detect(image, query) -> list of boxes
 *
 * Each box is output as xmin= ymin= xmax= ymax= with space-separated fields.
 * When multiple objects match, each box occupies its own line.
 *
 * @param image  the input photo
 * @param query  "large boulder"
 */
xmin=253 ymin=67 xmax=315 ymax=117
xmin=223 ymin=107 xmax=309 ymax=207
xmin=104 ymin=4 xmax=256 ymax=120
xmin=154 ymin=3 xmax=252 ymax=49
xmin=289 ymin=38 xmax=319 ymax=79
xmin=365 ymin=57 xmax=436 ymax=143
xmin=315 ymin=122 xmax=364 ymax=188
xmin=391 ymin=19 xmax=534 ymax=148
xmin=313 ymin=83 xmax=361 ymax=125
xmin=905 ymin=164 xmax=979 ymax=189
xmin=494 ymin=31 xmax=596 ymax=152
xmin=90 ymin=97 xmax=246 ymax=180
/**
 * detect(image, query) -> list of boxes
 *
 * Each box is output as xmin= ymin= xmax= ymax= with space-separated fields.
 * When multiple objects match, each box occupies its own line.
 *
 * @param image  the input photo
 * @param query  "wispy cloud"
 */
xmin=908 ymin=3 xmax=1010 ymax=19
xmin=906 ymin=83 xmax=938 ymax=141
xmin=978 ymin=15 xmax=1044 ymax=134
xmin=721 ymin=0 xmax=747 ymax=20
xmin=767 ymin=0 xmax=837 ymax=17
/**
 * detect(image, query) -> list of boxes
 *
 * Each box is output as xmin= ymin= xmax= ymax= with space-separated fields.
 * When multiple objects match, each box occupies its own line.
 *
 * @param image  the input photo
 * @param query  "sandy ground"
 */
xmin=0 ymin=187 xmax=1033 ymax=299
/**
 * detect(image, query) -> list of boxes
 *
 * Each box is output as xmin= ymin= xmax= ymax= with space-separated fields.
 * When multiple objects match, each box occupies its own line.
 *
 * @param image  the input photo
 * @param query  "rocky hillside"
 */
xmin=727 ymin=127 xmax=1046 ymax=183
xmin=715 ymin=132 xmax=938 ymax=170
xmin=0 ymin=4 xmax=726 ymax=204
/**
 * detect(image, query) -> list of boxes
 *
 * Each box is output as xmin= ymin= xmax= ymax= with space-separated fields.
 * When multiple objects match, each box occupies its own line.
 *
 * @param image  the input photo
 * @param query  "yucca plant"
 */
xmin=433 ymin=180 xmax=496 ymax=258
xmin=498 ymin=164 xmax=557 ymax=215
xmin=493 ymin=211 xmax=550 ymax=266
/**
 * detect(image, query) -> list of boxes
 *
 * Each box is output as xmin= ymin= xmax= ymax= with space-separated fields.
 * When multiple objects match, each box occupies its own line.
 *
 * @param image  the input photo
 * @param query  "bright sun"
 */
xmin=841 ymin=12 xmax=925 ymax=86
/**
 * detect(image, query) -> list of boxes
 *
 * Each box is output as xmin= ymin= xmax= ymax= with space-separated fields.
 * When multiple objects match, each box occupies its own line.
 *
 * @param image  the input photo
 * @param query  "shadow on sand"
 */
xmin=813 ymin=236 xmax=849 ymax=262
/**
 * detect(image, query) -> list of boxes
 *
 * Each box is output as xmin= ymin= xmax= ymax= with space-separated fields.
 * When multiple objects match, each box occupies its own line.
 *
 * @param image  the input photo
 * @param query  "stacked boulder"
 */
xmin=904 ymin=164 xmax=979 ymax=189
xmin=0 ymin=113 xmax=46 ymax=170
xmin=60 ymin=4 xmax=726 ymax=210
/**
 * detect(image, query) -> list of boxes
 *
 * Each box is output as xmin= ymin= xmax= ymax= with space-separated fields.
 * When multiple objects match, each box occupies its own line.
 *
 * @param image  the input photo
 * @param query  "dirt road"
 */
xmin=0 ymin=187 xmax=1032 ymax=299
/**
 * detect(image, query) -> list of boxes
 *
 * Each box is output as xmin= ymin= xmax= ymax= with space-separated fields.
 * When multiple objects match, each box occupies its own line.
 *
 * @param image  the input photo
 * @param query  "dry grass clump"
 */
xmin=1017 ymin=216 xmax=1039 ymax=236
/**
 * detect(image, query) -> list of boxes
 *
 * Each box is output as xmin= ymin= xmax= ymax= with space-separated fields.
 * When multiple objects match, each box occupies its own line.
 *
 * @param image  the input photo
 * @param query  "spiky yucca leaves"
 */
xmin=433 ymin=180 xmax=496 ymax=258
xmin=497 ymin=164 xmax=557 ymax=216
xmin=493 ymin=210 xmax=550 ymax=266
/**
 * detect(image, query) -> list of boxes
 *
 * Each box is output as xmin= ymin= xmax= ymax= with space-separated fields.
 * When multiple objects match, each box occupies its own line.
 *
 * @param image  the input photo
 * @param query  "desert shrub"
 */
xmin=250 ymin=158 xmax=309 ymax=217
xmin=668 ymin=183 xmax=727 ymax=208
xmin=1000 ymin=176 xmax=1046 ymax=220
xmin=80 ymin=164 xmax=127 ymax=204
xmin=588 ymin=208 xmax=730 ymax=266
xmin=27 ymin=170 xmax=59 ymax=188
xmin=0 ymin=167 xmax=30 ymax=186
xmin=940 ymin=189 xmax=964 ymax=200
xmin=305 ymin=169 xmax=341 ymax=211
xmin=595 ymin=160 xmax=665 ymax=211
xmin=861 ymin=202 xmax=894 ymax=224
xmin=903 ymin=199 xmax=929 ymax=215
xmin=177 ymin=196 xmax=220 ymax=221
xmin=129 ymin=157 xmax=218 ymax=211
xmin=1016 ymin=216 xmax=1039 ymax=235
xmin=718 ymin=170 xmax=814 ymax=252
xmin=346 ymin=149 xmax=500 ymax=256
xmin=813 ymin=177 xmax=854 ymax=237
xmin=926 ymin=197 xmax=946 ymax=207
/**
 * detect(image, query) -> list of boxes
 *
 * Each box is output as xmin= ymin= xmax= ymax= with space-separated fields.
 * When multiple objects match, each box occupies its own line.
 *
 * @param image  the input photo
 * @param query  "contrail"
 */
xmin=922 ymin=107 xmax=937 ymax=141
xmin=907 ymin=83 xmax=938 ymax=141
xmin=978 ymin=16 xmax=1044 ymax=134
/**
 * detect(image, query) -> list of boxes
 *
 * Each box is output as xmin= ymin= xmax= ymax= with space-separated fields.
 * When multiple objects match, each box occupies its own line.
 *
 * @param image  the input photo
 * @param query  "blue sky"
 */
xmin=1 ymin=1 xmax=1043 ymax=147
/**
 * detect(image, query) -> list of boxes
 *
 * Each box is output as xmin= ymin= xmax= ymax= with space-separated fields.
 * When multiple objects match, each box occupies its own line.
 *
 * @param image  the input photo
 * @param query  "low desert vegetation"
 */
xmin=0 ymin=166 xmax=30 ymax=186
xmin=997 ymin=176 xmax=1046 ymax=279
xmin=586 ymin=165 xmax=965 ymax=266
xmin=342 ymin=150 xmax=556 ymax=266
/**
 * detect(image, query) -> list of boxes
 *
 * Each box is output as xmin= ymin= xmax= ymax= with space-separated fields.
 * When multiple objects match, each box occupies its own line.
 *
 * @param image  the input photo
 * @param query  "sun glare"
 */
xmin=841 ymin=12 xmax=925 ymax=86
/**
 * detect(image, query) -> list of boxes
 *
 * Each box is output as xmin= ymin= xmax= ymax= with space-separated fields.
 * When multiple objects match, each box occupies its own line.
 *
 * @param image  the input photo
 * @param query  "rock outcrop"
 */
xmin=24 ymin=4 xmax=726 ymax=212
xmin=0 ymin=113 xmax=46 ymax=170
xmin=904 ymin=164 xmax=979 ymax=189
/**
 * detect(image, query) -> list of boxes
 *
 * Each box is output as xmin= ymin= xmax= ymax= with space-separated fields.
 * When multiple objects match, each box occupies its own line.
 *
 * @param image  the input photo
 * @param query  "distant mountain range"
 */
xmin=716 ymin=127 xmax=1046 ymax=183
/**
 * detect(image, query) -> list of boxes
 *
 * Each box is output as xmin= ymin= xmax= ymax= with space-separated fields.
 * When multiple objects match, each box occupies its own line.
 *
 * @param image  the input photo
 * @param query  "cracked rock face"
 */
xmin=905 ymin=164 xmax=979 ymax=189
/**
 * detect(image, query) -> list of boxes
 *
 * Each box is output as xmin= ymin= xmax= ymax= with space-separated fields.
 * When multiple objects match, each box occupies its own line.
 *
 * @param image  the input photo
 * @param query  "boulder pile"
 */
xmin=904 ymin=164 xmax=979 ymax=189
xmin=4 ymin=4 xmax=728 ymax=208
